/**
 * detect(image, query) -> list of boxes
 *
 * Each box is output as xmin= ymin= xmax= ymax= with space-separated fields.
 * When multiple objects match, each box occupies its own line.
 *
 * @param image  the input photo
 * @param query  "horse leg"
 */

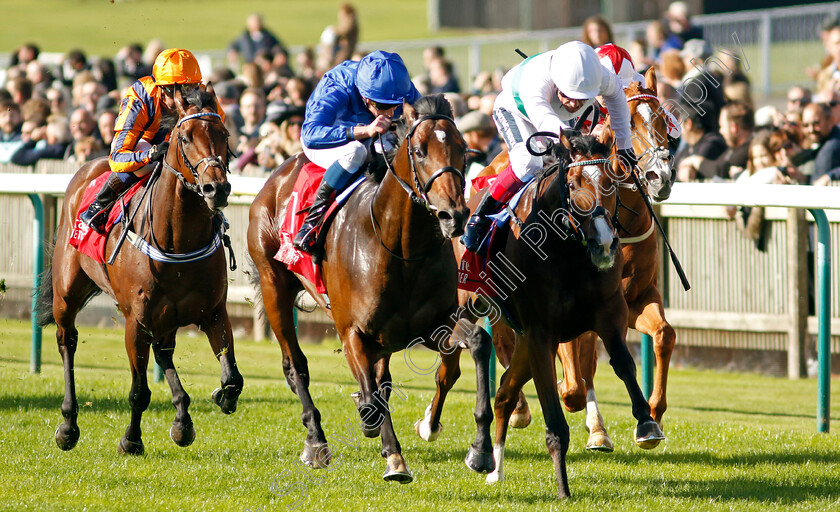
xmin=415 ymin=346 xmax=459 ymax=441
xmin=630 ymin=287 xmax=676 ymax=425
xmin=563 ymin=331 xmax=612 ymax=451
xmin=202 ymin=305 xmax=243 ymax=415
xmin=51 ymin=257 xmax=97 ymax=451
xmin=596 ymin=296 xmax=664 ymax=450
xmin=118 ymin=320 xmax=152 ymax=455
xmin=152 ymin=334 xmax=195 ymax=447
xmin=494 ymin=325 xmax=531 ymax=429
xmin=346 ymin=332 xmax=411 ymax=483
xmin=456 ymin=321 xmax=495 ymax=474
xmin=556 ymin=335 xmax=587 ymax=412
xmin=260 ymin=267 xmax=330 ymax=468
xmin=530 ymin=337 xmax=571 ymax=499
xmin=486 ymin=337 xmax=532 ymax=484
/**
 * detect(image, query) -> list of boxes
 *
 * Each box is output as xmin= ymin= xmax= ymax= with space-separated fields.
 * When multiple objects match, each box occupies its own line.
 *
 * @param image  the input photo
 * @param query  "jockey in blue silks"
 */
xmin=293 ymin=50 xmax=421 ymax=253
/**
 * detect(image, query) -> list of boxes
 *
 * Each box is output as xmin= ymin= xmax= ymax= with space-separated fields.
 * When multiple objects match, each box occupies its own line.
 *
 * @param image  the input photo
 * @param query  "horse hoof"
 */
xmin=300 ymin=441 xmax=331 ymax=469
xmin=634 ymin=420 xmax=665 ymax=449
xmin=585 ymin=432 xmax=614 ymax=452
xmin=212 ymin=387 xmax=238 ymax=415
xmin=485 ymin=470 xmax=504 ymax=484
xmin=465 ymin=446 xmax=495 ymax=474
xmin=414 ymin=417 xmax=442 ymax=442
xmin=169 ymin=422 xmax=196 ymax=447
xmin=509 ymin=410 xmax=531 ymax=429
xmin=382 ymin=454 xmax=413 ymax=484
xmin=117 ymin=436 xmax=145 ymax=456
xmin=55 ymin=424 xmax=80 ymax=451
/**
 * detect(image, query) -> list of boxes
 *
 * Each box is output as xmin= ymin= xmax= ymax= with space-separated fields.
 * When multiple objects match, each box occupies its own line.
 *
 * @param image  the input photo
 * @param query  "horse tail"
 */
xmin=34 ymin=244 xmax=55 ymax=327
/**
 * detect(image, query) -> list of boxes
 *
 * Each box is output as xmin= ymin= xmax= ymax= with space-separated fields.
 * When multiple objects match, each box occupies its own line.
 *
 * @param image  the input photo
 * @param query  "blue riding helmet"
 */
xmin=355 ymin=50 xmax=412 ymax=105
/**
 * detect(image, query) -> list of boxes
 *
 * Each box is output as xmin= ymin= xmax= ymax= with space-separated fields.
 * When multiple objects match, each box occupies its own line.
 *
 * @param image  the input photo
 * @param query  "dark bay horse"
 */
xmin=419 ymin=130 xmax=664 ymax=498
xmin=500 ymin=69 xmax=678 ymax=451
xmin=37 ymin=84 xmax=243 ymax=454
xmin=247 ymin=95 xmax=494 ymax=483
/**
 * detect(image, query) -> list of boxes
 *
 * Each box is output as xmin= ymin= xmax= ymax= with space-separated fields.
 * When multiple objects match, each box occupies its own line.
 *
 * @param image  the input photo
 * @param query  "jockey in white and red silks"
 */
xmin=596 ymin=43 xmax=681 ymax=143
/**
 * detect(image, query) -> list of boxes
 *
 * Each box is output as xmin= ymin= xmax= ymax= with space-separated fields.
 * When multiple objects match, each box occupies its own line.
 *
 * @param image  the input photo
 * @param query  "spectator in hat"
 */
xmin=679 ymin=39 xmax=725 ymax=130
xmin=458 ymin=111 xmax=501 ymax=172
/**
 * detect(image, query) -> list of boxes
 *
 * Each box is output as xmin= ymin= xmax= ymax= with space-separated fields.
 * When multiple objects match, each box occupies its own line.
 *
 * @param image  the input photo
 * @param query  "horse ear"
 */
xmin=403 ymin=100 xmax=417 ymax=123
xmin=174 ymin=87 xmax=188 ymax=115
xmin=559 ymin=131 xmax=573 ymax=151
xmin=645 ymin=67 xmax=657 ymax=92
xmin=600 ymin=127 xmax=614 ymax=149
xmin=205 ymin=81 xmax=215 ymax=97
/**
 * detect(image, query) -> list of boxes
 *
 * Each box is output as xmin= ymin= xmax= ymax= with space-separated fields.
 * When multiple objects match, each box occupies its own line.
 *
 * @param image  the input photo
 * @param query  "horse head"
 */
xmin=167 ymin=83 xmax=232 ymax=211
xmin=624 ymin=68 xmax=674 ymax=202
xmin=396 ymin=96 xmax=470 ymax=238
xmin=561 ymin=130 xmax=619 ymax=271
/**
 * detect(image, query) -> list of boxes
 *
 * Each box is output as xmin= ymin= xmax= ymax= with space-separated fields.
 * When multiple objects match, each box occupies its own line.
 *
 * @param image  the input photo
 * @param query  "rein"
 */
xmin=369 ymin=113 xmax=466 ymax=262
xmin=109 ymin=110 xmax=237 ymax=270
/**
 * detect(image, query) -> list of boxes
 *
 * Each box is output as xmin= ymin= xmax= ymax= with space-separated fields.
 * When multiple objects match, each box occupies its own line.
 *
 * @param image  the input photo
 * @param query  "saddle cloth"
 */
xmin=274 ymin=162 xmax=363 ymax=294
xmin=68 ymin=172 xmax=152 ymax=264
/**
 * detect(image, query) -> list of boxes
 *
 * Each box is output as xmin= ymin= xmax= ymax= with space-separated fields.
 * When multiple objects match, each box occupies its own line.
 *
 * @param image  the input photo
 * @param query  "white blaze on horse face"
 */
xmin=435 ymin=130 xmax=446 ymax=143
xmin=637 ymin=103 xmax=654 ymax=126
xmin=592 ymin=215 xmax=616 ymax=269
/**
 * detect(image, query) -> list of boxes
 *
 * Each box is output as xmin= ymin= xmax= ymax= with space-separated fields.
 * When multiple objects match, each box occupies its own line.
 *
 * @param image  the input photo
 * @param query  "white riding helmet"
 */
xmin=550 ymin=41 xmax=604 ymax=100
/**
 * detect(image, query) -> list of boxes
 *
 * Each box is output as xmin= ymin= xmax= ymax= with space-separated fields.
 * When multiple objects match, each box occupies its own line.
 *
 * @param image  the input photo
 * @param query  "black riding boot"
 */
xmin=80 ymin=172 xmax=140 ymax=234
xmin=293 ymin=181 xmax=336 ymax=254
xmin=461 ymin=193 xmax=506 ymax=253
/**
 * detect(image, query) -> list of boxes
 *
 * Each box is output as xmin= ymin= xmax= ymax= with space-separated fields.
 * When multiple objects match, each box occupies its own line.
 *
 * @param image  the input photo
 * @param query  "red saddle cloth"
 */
xmin=274 ymin=162 xmax=340 ymax=294
xmin=68 ymin=172 xmax=152 ymax=263
xmin=457 ymin=225 xmax=506 ymax=300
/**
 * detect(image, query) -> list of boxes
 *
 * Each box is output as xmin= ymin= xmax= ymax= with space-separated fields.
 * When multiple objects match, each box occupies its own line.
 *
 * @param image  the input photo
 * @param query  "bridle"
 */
xmin=370 ymin=113 xmax=467 ymax=261
xmin=162 ymin=112 xmax=231 ymax=197
xmin=379 ymin=113 xmax=466 ymax=213
xmin=624 ymin=93 xmax=673 ymax=191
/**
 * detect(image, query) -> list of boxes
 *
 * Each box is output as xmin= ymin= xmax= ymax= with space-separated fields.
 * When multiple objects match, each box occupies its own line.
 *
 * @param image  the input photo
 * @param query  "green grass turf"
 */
xmin=1 ymin=317 xmax=840 ymax=510
xmin=0 ymin=0 xmax=454 ymax=56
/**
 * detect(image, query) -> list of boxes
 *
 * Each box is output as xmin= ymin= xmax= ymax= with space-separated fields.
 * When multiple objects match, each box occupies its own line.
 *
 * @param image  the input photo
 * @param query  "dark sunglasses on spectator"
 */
xmin=788 ymin=97 xmax=806 ymax=103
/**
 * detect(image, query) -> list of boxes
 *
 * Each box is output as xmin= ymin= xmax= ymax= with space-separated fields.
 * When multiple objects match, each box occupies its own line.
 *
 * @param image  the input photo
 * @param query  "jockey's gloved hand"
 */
xmin=150 ymin=141 xmax=170 ymax=162
xmin=617 ymin=148 xmax=638 ymax=171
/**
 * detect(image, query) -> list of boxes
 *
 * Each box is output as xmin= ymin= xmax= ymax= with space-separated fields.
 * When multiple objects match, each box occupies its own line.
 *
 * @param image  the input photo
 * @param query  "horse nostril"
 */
xmin=437 ymin=210 xmax=453 ymax=221
xmin=202 ymin=183 xmax=216 ymax=197
xmin=222 ymin=182 xmax=232 ymax=196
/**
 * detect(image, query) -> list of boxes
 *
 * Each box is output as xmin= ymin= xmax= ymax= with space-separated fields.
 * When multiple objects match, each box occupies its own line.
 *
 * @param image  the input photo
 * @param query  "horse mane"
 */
xmin=568 ymin=134 xmax=611 ymax=158
xmin=365 ymin=94 xmax=454 ymax=182
xmin=183 ymin=86 xmax=218 ymax=112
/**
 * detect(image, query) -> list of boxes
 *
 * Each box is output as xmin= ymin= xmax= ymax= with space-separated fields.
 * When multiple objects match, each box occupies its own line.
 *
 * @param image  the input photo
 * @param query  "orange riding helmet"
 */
xmin=153 ymin=48 xmax=202 ymax=85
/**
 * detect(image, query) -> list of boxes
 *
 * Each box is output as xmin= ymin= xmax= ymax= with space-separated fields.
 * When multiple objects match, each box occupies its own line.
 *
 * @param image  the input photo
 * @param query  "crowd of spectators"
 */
xmin=1 ymin=1 xmax=838 ymax=201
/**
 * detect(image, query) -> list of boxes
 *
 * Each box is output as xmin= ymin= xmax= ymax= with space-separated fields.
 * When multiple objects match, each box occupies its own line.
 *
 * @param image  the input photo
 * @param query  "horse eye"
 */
xmin=413 ymin=147 xmax=424 ymax=157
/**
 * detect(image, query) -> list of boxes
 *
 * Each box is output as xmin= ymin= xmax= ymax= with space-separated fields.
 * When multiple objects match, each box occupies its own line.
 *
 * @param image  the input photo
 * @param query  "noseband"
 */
xmin=381 ymin=113 xmax=466 ymax=213
xmin=162 ymin=112 xmax=230 ymax=197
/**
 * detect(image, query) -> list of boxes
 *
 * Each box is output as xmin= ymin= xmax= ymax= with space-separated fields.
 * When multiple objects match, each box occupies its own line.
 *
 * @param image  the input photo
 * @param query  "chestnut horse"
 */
xmin=496 ymin=69 xmax=678 ymax=452
xmin=247 ymin=95 xmax=494 ymax=483
xmin=36 ymin=84 xmax=243 ymax=454
xmin=418 ymin=130 xmax=664 ymax=499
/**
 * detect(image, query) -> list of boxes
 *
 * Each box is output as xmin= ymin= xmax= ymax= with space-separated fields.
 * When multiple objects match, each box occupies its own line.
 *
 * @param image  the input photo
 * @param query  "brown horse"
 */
xmin=247 ymin=95 xmax=494 ymax=483
xmin=36 ymin=84 xmax=243 ymax=455
xmin=419 ymin=130 xmax=664 ymax=498
xmin=498 ymin=69 xmax=678 ymax=452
